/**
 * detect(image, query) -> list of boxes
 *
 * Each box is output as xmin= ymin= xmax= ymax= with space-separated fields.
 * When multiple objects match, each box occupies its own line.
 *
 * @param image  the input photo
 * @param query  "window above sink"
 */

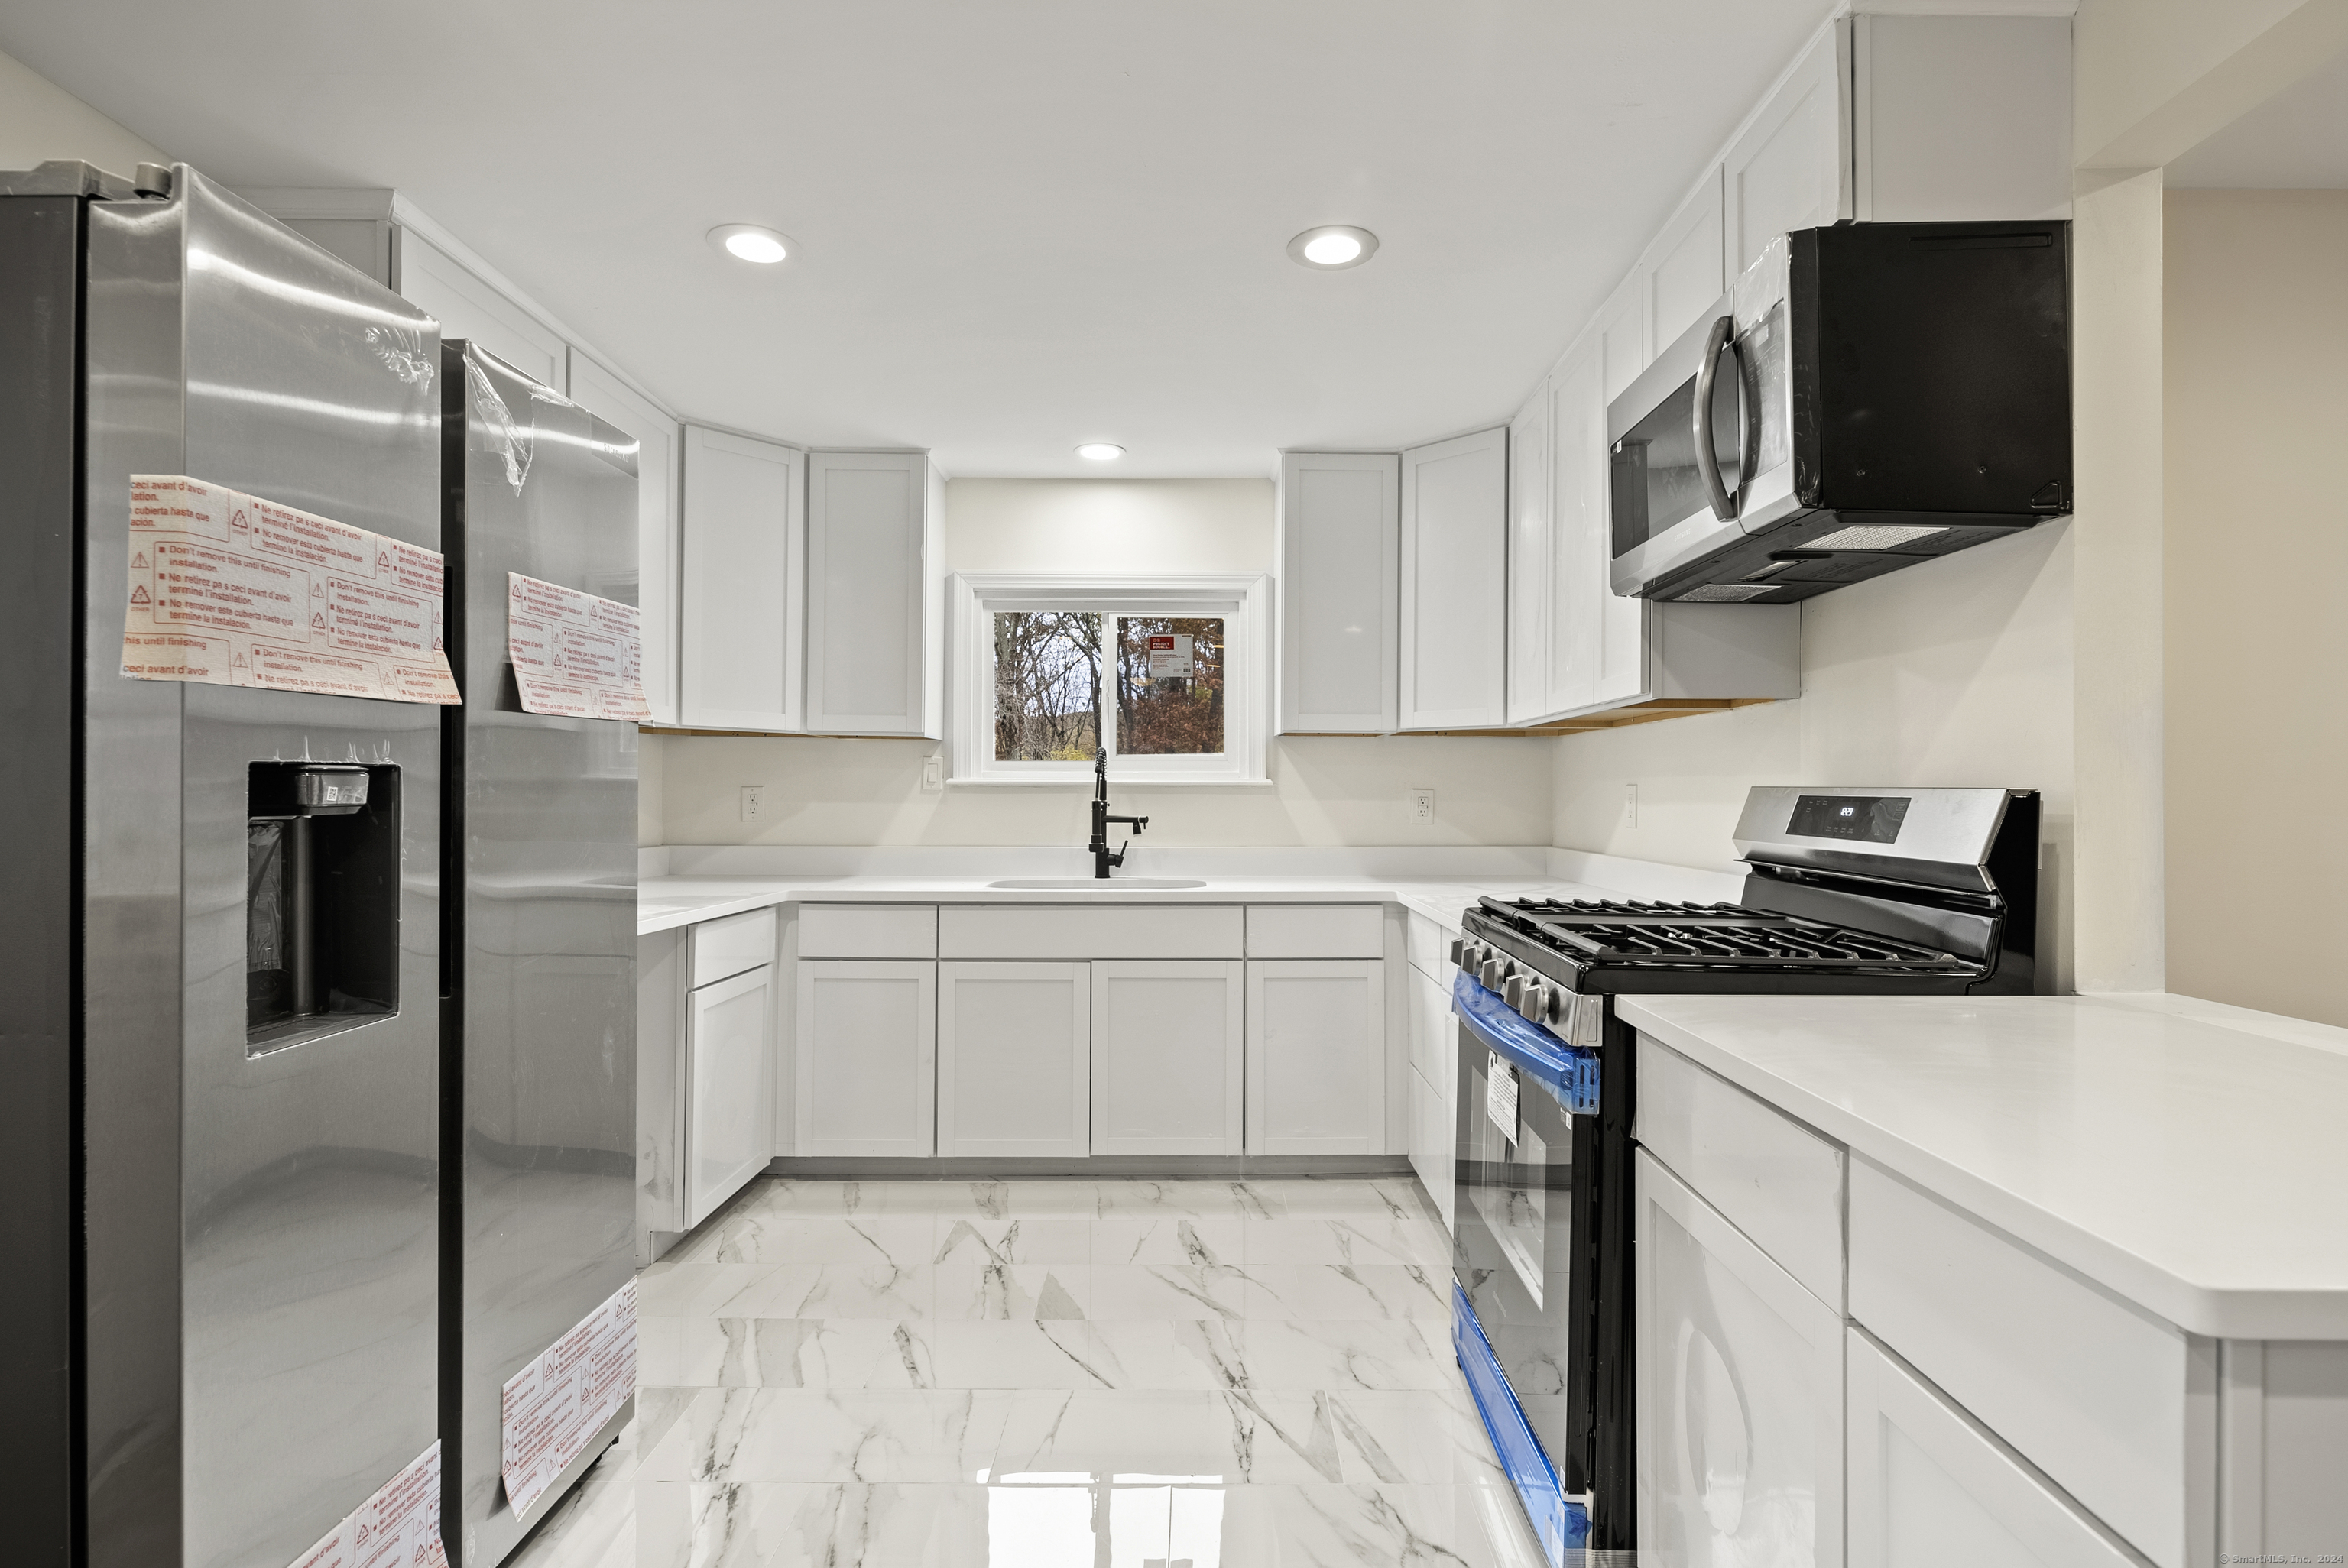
xmin=946 ymin=573 xmax=1271 ymax=788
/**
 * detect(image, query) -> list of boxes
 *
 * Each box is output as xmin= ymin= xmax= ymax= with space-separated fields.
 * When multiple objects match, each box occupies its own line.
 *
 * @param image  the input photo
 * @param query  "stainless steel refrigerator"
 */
xmin=438 ymin=342 xmax=638 ymax=1566
xmin=0 ymin=163 xmax=445 ymax=1568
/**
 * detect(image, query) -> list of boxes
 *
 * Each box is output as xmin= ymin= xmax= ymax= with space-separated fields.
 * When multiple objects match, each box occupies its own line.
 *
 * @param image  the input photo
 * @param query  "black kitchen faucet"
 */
xmin=1089 ymin=747 xmax=1149 ymax=879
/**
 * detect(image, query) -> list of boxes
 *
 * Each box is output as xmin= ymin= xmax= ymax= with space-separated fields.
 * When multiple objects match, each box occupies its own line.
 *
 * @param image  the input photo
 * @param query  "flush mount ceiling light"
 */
xmin=1075 ymin=442 xmax=1125 ymax=462
xmin=707 ymin=224 xmax=795 ymax=265
xmin=1287 ymin=225 xmax=1378 ymax=269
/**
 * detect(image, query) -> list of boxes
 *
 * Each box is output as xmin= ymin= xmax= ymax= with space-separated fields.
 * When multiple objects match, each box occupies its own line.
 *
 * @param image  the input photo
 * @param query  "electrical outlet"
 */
xmin=921 ymin=754 xmax=943 ymax=792
xmin=1409 ymin=787 xmax=1436 ymax=825
xmin=1623 ymin=783 xmax=1639 ymax=828
xmin=741 ymin=785 xmax=767 ymax=822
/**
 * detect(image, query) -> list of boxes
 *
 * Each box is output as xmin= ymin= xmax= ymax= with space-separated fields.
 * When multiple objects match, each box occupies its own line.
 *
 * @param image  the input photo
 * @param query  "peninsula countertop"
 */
xmin=1618 ymin=990 xmax=2348 ymax=1340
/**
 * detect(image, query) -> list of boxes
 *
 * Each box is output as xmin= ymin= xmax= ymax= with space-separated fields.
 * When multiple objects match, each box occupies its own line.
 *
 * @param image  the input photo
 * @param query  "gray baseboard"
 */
xmin=762 ymin=1154 xmax=1413 ymax=1181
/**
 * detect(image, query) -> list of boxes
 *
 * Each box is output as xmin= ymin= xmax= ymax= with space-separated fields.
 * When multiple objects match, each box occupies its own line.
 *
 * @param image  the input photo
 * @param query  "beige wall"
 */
xmin=1552 ymin=526 xmax=2077 ymax=990
xmin=0 ymin=46 xmax=164 ymax=173
xmin=653 ymin=477 xmax=1555 ymax=847
xmin=2162 ymin=190 xmax=2348 ymax=1026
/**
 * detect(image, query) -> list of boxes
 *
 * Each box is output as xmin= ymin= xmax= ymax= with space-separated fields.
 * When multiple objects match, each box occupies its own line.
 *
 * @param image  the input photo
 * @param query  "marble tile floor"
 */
xmin=508 ymin=1174 xmax=1557 ymax=1566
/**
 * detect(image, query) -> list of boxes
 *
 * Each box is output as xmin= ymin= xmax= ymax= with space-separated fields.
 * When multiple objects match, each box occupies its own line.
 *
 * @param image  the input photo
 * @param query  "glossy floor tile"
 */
xmin=511 ymin=1176 xmax=1551 ymax=1567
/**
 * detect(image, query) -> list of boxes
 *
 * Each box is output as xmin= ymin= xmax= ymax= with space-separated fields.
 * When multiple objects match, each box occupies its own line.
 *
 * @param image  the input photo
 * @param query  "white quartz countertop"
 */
xmin=637 ymin=873 xmax=1607 ymax=936
xmin=1617 ymin=990 xmax=2348 ymax=1340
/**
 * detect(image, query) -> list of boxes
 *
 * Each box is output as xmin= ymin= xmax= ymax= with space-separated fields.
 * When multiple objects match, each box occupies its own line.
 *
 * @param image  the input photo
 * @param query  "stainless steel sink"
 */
xmin=986 ymin=877 xmax=1208 ymax=889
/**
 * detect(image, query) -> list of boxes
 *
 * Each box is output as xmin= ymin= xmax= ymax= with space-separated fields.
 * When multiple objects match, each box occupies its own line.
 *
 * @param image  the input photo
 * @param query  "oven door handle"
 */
xmin=1692 ymin=313 xmax=1740 ymax=522
xmin=1454 ymin=970 xmax=1601 ymax=1115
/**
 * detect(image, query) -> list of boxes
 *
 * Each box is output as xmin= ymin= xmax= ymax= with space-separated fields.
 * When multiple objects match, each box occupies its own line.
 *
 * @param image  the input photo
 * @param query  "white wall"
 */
xmin=0 ymin=46 xmax=164 ymax=173
xmin=2163 ymin=189 xmax=2348 ymax=1028
xmin=653 ymin=477 xmax=1555 ymax=847
xmin=1553 ymin=526 xmax=2077 ymax=990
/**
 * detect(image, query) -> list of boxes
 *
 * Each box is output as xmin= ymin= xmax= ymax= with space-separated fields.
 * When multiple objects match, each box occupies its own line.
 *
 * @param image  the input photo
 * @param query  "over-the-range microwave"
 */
xmin=1608 ymin=221 xmax=2071 ymax=603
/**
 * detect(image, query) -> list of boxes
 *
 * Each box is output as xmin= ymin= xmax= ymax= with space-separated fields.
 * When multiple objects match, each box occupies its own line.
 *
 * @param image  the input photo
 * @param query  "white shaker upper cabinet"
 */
xmin=567 ymin=352 xmax=681 ymax=725
xmin=1277 ymin=452 xmax=1399 ymax=734
xmin=1853 ymin=15 xmax=2072 ymax=225
xmin=395 ymin=232 xmax=565 ymax=391
xmin=1724 ymin=23 xmax=1851 ymax=280
xmin=1505 ymin=387 xmax=1552 ymax=727
xmin=806 ymin=451 xmax=941 ymax=737
xmin=1643 ymin=167 xmax=1727 ymax=361
xmin=1400 ymin=427 xmax=1508 ymax=731
xmin=679 ymin=426 xmax=804 ymax=732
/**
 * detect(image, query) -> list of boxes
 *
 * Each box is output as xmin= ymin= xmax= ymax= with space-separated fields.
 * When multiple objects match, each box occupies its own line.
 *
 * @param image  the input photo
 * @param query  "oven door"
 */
xmin=1607 ymin=253 xmax=1802 ymax=599
xmin=1454 ymin=1008 xmax=1595 ymax=1501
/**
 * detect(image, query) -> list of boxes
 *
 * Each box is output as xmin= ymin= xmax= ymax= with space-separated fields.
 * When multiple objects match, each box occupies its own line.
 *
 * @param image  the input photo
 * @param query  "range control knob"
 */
xmin=1448 ymin=936 xmax=1468 ymax=967
xmin=1502 ymin=971 xmax=1533 ymax=1013
xmin=1479 ymin=956 xmax=1511 ymax=992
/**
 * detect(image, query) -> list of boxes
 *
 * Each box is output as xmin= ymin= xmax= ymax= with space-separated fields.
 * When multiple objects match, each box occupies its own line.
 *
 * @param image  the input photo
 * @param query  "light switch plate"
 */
xmin=1623 ymin=783 xmax=1638 ymax=828
xmin=922 ymin=754 xmax=943 ymax=792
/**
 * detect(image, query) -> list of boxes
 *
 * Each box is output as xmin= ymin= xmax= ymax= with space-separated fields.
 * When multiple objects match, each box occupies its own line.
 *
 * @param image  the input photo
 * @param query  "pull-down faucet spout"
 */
xmin=1089 ymin=747 xmax=1149 ymax=879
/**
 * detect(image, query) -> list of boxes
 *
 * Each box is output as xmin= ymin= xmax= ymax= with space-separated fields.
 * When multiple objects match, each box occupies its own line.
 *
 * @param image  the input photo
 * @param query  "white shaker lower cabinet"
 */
xmin=1637 ymin=1148 xmax=1844 ymax=1568
xmin=937 ymin=961 xmax=1090 ymax=1158
xmin=1091 ymin=960 xmax=1245 ymax=1156
xmin=1245 ymin=959 xmax=1386 ymax=1155
xmin=1405 ymin=964 xmax=1455 ymax=1227
xmin=794 ymin=959 xmax=937 ymax=1158
xmin=1847 ymin=1329 xmax=2137 ymax=1568
xmin=683 ymin=962 xmax=775 ymax=1227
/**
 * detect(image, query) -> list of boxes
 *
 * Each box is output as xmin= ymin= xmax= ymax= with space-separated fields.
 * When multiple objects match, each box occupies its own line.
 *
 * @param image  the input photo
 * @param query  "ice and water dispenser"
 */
xmin=246 ymin=761 xmax=402 ymax=1051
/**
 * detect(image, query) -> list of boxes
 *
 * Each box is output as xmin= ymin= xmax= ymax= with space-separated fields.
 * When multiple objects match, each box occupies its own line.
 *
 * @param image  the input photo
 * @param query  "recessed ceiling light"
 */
xmin=1076 ymin=442 xmax=1125 ymax=462
xmin=708 ymin=224 xmax=795 ymax=264
xmin=1288 ymin=225 xmax=1378 ymax=270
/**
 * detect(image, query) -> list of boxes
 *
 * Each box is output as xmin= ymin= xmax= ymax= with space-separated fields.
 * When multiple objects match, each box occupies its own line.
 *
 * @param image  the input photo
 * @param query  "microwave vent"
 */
xmin=1804 ymin=523 xmax=1949 ymax=552
xmin=1676 ymin=582 xmax=1780 ymax=602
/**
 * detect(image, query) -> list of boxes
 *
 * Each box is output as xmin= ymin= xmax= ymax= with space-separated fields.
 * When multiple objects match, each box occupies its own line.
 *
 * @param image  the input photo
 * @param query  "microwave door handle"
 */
xmin=1692 ymin=313 xmax=1740 ymax=522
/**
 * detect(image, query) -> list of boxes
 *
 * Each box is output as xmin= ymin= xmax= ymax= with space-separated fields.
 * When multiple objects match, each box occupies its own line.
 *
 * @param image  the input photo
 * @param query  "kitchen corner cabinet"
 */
xmin=1091 ymin=960 xmax=1245 ymax=1156
xmin=567 ymin=352 xmax=681 ymax=725
xmin=937 ymin=961 xmax=1090 ymax=1158
xmin=680 ymin=426 xmax=805 ymax=732
xmin=806 ymin=450 xmax=942 ymax=737
xmin=1399 ymin=428 xmax=1508 ymax=731
xmin=1278 ymin=452 xmax=1399 ymax=734
xmin=795 ymin=959 xmax=937 ymax=1158
xmin=1246 ymin=959 xmax=1386 ymax=1155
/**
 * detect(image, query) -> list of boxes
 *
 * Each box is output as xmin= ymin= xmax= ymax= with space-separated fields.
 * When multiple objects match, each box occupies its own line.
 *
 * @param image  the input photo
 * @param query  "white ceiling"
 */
xmin=0 ymin=0 xmax=1836 ymax=476
xmin=2167 ymin=44 xmax=2348 ymax=190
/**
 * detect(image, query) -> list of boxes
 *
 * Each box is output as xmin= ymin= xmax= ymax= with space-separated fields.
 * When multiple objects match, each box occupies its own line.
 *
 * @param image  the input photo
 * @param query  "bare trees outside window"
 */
xmin=994 ymin=611 xmax=1101 ymax=760
xmin=994 ymin=612 xmax=1228 ymax=761
xmin=1115 ymin=616 xmax=1225 ymax=756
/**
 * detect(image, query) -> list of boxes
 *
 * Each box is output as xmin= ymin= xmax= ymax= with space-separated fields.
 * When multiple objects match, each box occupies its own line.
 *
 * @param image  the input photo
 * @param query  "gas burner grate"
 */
xmin=1475 ymin=896 xmax=1975 ymax=973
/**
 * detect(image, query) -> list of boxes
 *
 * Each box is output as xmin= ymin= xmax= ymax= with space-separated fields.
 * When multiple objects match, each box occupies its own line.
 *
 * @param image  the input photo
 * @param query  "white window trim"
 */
xmin=948 ymin=572 xmax=1272 ymax=787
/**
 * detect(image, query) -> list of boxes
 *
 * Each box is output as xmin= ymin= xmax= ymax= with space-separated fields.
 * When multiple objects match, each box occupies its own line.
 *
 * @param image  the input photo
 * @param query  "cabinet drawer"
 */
xmin=1404 ymin=910 xmax=1456 ymax=979
xmin=1636 ymin=1034 xmax=1844 ymax=1308
xmin=799 ymin=903 xmax=937 ymax=959
xmin=1246 ymin=902 xmax=1384 ymax=958
xmin=1847 ymin=1327 xmax=2138 ymax=1568
xmin=1849 ymin=1158 xmax=2210 ymax=1568
xmin=938 ymin=903 xmax=1242 ymax=959
xmin=691 ymin=906 xmax=778 ymax=987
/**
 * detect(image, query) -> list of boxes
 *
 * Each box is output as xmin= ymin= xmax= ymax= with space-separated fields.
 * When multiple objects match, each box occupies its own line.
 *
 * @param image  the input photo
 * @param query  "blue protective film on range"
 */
xmin=1453 ymin=968 xmax=1601 ymax=1114
xmin=1452 ymin=1284 xmax=1590 ymax=1565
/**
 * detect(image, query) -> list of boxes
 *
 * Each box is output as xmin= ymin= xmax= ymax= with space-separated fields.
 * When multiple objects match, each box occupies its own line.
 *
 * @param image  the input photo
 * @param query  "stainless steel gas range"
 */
xmin=1447 ymin=786 xmax=2040 ymax=1561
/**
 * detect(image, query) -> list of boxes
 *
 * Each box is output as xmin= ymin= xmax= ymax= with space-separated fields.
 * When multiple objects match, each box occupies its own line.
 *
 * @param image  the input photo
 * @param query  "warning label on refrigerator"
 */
xmin=286 ymin=1439 xmax=450 ymax=1568
xmin=501 ymin=1278 xmax=637 ymax=1520
xmin=506 ymin=572 xmax=651 ymax=721
xmin=122 ymin=475 xmax=461 ymax=705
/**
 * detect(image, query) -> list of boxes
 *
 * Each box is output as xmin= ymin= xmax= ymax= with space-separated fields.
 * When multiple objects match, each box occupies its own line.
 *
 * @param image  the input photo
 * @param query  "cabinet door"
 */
xmin=1847 ymin=1330 xmax=2136 ymax=1568
xmin=1091 ymin=960 xmax=1244 ymax=1156
xmin=1504 ymin=385 xmax=1551 ymax=727
xmin=794 ymin=960 xmax=936 ymax=1158
xmin=1278 ymin=452 xmax=1399 ymax=734
xmin=395 ymin=231 xmax=565 ymax=390
xmin=806 ymin=450 xmax=935 ymax=735
xmin=1637 ymin=1149 xmax=1844 ymax=1568
xmin=569 ymin=352 xmax=681 ymax=725
xmin=1405 ymin=961 xmax=1455 ymax=1226
xmin=680 ymin=426 xmax=803 ymax=731
xmin=1725 ymin=23 xmax=1850 ymax=280
xmin=1399 ymin=427 xmax=1508 ymax=731
xmin=685 ymin=964 xmax=775 ymax=1227
xmin=1643 ymin=167 xmax=1727 ymax=360
xmin=937 ymin=961 xmax=1090 ymax=1158
xmin=1545 ymin=339 xmax=1606 ymax=716
xmin=1245 ymin=960 xmax=1386 ymax=1155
